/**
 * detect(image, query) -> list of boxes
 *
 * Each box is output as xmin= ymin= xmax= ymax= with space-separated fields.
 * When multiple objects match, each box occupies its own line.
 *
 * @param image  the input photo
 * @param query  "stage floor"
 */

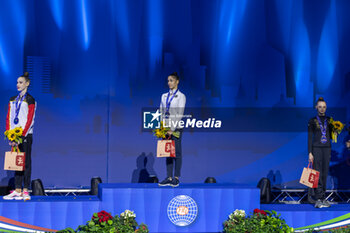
xmin=0 ymin=184 xmax=348 ymax=232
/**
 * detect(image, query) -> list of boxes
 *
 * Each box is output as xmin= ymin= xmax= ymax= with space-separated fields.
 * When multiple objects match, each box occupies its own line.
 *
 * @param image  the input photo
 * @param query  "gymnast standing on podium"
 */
xmin=3 ymin=72 xmax=36 ymax=201
xmin=158 ymin=72 xmax=186 ymax=187
xmin=308 ymin=97 xmax=333 ymax=208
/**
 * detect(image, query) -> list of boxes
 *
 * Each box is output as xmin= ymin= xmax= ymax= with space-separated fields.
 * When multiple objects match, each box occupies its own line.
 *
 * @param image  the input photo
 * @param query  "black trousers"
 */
xmin=15 ymin=134 xmax=33 ymax=189
xmin=166 ymin=130 xmax=182 ymax=178
xmin=312 ymin=147 xmax=331 ymax=200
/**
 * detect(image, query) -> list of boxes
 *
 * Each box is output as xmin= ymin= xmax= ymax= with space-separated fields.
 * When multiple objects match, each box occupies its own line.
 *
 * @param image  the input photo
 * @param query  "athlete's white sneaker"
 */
xmin=22 ymin=191 xmax=31 ymax=201
xmin=3 ymin=190 xmax=23 ymax=200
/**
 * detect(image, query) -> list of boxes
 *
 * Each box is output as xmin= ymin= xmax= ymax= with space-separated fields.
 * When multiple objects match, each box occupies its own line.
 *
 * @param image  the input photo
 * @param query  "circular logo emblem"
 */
xmin=167 ymin=195 xmax=198 ymax=226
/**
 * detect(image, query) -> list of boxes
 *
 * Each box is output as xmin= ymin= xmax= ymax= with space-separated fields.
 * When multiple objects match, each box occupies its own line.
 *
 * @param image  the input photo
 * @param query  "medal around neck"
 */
xmin=165 ymin=89 xmax=179 ymax=115
xmin=321 ymin=135 xmax=327 ymax=144
xmin=317 ymin=115 xmax=327 ymax=144
xmin=165 ymin=111 xmax=170 ymax=119
xmin=14 ymin=93 xmax=27 ymax=125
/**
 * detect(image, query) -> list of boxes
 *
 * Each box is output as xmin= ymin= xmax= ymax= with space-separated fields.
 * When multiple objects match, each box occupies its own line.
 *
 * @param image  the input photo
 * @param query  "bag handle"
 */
xmin=307 ymin=162 xmax=313 ymax=169
xmin=11 ymin=146 xmax=20 ymax=153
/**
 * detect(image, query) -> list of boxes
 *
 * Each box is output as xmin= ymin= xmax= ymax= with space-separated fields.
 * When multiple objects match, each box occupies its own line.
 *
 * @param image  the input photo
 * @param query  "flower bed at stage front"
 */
xmin=223 ymin=209 xmax=350 ymax=233
xmin=57 ymin=210 xmax=149 ymax=233
xmin=223 ymin=209 xmax=294 ymax=233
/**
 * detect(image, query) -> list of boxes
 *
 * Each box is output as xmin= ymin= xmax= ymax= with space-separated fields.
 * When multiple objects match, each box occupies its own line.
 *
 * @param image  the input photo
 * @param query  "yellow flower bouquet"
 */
xmin=153 ymin=121 xmax=179 ymax=139
xmin=4 ymin=127 xmax=23 ymax=145
xmin=329 ymin=118 xmax=345 ymax=143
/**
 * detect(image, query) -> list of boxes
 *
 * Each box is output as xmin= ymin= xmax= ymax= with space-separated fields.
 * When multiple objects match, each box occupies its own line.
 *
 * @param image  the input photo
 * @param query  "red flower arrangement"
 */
xmin=223 ymin=209 xmax=293 ymax=232
xmin=92 ymin=210 xmax=113 ymax=223
xmin=253 ymin=208 xmax=267 ymax=216
xmin=59 ymin=210 xmax=149 ymax=232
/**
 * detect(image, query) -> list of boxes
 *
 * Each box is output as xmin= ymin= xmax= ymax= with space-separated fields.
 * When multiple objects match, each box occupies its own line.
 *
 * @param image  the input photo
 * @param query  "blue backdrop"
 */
xmin=0 ymin=0 xmax=350 ymax=188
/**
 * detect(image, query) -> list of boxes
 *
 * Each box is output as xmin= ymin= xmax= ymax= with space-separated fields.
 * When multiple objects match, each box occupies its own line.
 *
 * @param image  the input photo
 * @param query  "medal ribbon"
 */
xmin=165 ymin=89 xmax=179 ymax=117
xmin=14 ymin=93 xmax=27 ymax=122
xmin=316 ymin=115 xmax=327 ymax=143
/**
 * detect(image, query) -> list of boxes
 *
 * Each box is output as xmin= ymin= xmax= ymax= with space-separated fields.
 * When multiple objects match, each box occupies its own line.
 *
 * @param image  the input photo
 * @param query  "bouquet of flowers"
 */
xmin=4 ymin=127 xmax=23 ymax=145
xmin=329 ymin=118 xmax=345 ymax=143
xmin=152 ymin=121 xmax=179 ymax=139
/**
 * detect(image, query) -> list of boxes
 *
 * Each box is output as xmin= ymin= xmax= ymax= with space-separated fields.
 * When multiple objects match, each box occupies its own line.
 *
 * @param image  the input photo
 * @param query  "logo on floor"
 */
xmin=167 ymin=195 xmax=198 ymax=226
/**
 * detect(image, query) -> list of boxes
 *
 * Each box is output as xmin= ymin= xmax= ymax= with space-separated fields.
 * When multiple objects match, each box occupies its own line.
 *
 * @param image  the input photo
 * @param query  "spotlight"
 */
xmin=31 ymin=179 xmax=45 ymax=196
xmin=90 ymin=177 xmax=102 ymax=195
xmin=204 ymin=177 xmax=217 ymax=183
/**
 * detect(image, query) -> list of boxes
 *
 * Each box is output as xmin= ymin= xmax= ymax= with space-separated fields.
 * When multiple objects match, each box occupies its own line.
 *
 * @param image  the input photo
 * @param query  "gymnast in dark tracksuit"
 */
xmin=308 ymin=97 xmax=333 ymax=208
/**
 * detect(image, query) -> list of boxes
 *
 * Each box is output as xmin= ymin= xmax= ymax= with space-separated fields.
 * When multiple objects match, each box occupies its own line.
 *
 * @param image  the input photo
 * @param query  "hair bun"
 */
xmin=23 ymin=72 xmax=29 ymax=77
xmin=318 ymin=97 xmax=324 ymax=101
xmin=169 ymin=72 xmax=180 ymax=81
